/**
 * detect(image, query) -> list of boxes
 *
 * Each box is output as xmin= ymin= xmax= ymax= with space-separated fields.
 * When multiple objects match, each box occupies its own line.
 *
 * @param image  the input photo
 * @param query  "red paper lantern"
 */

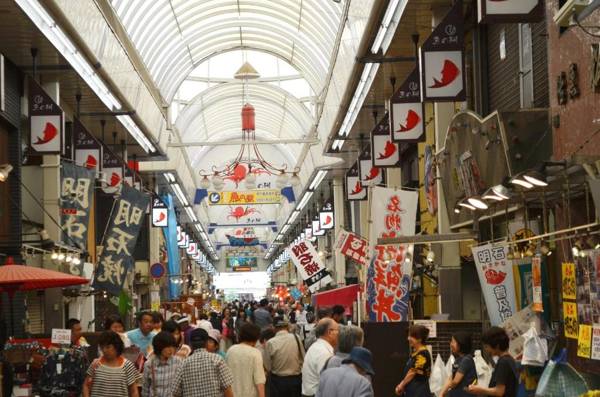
xmin=241 ymin=103 xmax=255 ymax=131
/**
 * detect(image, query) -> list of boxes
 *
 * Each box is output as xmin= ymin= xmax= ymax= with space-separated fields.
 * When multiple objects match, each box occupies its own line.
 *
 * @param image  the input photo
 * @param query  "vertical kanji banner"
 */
xmin=94 ymin=185 xmax=149 ymax=296
xmin=288 ymin=239 xmax=332 ymax=293
xmin=74 ymin=118 xmax=102 ymax=172
xmin=367 ymin=187 xmax=418 ymax=322
xmin=420 ymin=0 xmax=466 ymax=102
xmin=389 ymin=67 xmax=425 ymax=142
xmin=371 ymin=114 xmax=401 ymax=168
xmin=60 ymin=162 xmax=95 ymax=267
xmin=29 ymin=78 xmax=63 ymax=154
xmin=471 ymin=243 xmax=518 ymax=325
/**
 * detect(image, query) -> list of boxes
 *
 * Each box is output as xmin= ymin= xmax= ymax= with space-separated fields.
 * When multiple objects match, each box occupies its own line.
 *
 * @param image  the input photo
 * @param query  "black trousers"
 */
xmin=270 ymin=374 xmax=302 ymax=397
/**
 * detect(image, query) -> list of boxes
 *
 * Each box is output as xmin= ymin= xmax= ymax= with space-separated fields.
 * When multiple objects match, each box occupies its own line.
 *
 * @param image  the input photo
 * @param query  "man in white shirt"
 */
xmin=301 ymin=318 xmax=339 ymax=397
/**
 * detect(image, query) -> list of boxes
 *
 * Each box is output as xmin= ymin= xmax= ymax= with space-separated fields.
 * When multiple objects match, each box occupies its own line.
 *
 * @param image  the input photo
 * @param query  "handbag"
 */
xmin=535 ymin=349 xmax=588 ymax=397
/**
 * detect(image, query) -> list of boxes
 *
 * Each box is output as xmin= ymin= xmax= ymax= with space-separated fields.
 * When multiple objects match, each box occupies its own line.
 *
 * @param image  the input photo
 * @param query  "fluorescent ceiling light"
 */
xmin=184 ymin=206 xmax=198 ymax=222
xmin=282 ymin=224 xmax=290 ymax=234
xmin=116 ymin=115 xmax=156 ymax=153
xmin=332 ymin=139 xmax=344 ymax=151
xmin=309 ymin=170 xmax=328 ymax=190
xmin=289 ymin=210 xmax=300 ymax=224
xmin=171 ymin=183 xmax=189 ymax=206
xmin=15 ymin=0 xmax=122 ymax=111
xmin=338 ymin=63 xmax=380 ymax=137
xmin=371 ymin=0 xmax=409 ymax=54
xmin=165 ymin=173 xmax=175 ymax=183
xmin=297 ymin=191 xmax=314 ymax=211
xmin=510 ymin=178 xmax=533 ymax=189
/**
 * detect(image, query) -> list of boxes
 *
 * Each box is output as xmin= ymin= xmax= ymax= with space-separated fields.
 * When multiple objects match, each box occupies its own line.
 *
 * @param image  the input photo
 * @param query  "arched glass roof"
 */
xmin=110 ymin=0 xmax=343 ymax=102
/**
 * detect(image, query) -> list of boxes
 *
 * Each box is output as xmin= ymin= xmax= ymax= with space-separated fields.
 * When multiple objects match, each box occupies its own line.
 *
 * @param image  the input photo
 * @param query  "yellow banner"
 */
xmin=562 ymin=262 xmax=576 ymax=300
xmin=207 ymin=190 xmax=282 ymax=206
xmin=578 ymin=324 xmax=592 ymax=358
xmin=564 ymin=301 xmax=579 ymax=339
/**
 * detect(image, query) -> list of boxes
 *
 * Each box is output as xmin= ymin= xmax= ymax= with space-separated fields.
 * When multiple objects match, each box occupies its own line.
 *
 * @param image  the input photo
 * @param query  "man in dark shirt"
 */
xmin=252 ymin=299 xmax=273 ymax=330
xmin=468 ymin=327 xmax=518 ymax=397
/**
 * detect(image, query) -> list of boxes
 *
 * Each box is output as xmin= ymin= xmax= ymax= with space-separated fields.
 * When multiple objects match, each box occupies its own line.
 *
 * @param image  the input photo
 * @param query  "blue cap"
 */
xmin=342 ymin=347 xmax=375 ymax=376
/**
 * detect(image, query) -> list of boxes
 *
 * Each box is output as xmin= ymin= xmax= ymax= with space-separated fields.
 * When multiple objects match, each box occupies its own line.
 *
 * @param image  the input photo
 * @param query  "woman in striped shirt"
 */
xmin=83 ymin=331 xmax=141 ymax=397
xmin=141 ymin=331 xmax=183 ymax=397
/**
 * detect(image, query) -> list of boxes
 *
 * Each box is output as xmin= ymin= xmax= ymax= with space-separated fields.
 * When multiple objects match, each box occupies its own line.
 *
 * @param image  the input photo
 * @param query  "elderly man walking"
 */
xmin=317 ymin=347 xmax=375 ymax=397
xmin=264 ymin=317 xmax=305 ymax=397
xmin=301 ymin=318 xmax=339 ymax=397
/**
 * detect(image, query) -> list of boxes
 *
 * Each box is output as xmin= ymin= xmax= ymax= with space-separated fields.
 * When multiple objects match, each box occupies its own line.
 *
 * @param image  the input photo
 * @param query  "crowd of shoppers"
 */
xmin=79 ymin=300 xmax=518 ymax=397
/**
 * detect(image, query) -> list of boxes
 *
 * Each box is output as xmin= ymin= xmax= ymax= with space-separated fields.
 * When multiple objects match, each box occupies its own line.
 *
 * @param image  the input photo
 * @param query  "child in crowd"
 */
xmin=82 ymin=331 xmax=140 ymax=397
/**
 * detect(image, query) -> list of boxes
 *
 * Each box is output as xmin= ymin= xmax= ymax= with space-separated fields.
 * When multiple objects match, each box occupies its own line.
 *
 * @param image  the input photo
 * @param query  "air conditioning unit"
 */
xmin=554 ymin=0 xmax=591 ymax=27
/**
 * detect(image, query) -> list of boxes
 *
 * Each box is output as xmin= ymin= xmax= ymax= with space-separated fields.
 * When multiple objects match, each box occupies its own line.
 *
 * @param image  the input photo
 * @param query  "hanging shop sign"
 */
xmin=102 ymin=144 xmax=123 ymax=194
xmin=312 ymin=219 xmax=325 ymax=237
xmin=29 ymin=79 xmax=63 ymax=154
xmin=564 ymin=301 xmax=579 ymax=339
xmin=319 ymin=201 xmax=334 ymax=230
xmin=346 ymin=161 xmax=367 ymax=201
xmin=420 ymin=0 xmax=466 ymax=102
xmin=207 ymin=189 xmax=282 ymax=206
xmin=471 ymin=243 xmax=518 ymax=326
xmin=367 ymin=187 xmax=418 ymax=322
xmin=371 ymin=114 xmax=401 ymax=168
xmin=562 ymin=262 xmax=577 ymax=300
xmin=73 ymin=118 xmax=102 ymax=172
xmin=477 ymin=0 xmax=543 ymax=24
xmin=60 ymin=162 xmax=95 ymax=252
xmin=151 ymin=197 xmax=168 ymax=227
xmin=389 ymin=67 xmax=425 ymax=142
xmin=186 ymin=242 xmax=198 ymax=256
xmin=288 ymin=239 xmax=332 ymax=293
xmin=94 ymin=185 xmax=149 ymax=296
xmin=337 ymin=230 xmax=369 ymax=266
xmin=359 ymin=147 xmax=385 ymax=187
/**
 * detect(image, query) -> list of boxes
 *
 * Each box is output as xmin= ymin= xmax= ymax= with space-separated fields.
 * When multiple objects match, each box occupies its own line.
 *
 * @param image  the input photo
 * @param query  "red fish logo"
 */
xmin=364 ymin=167 xmax=380 ymax=181
xmin=377 ymin=141 xmax=397 ymax=160
xmin=110 ymin=172 xmax=121 ymax=187
xmin=350 ymin=181 xmax=363 ymax=196
xmin=34 ymin=122 xmax=58 ymax=145
xmin=429 ymin=59 xmax=460 ymax=89
xmin=323 ymin=215 xmax=332 ymax=225
xmin=484 ymin=269 xmax=507 ymax=285
xmin=397 ymin=110 xmax=421 ymax=132
xmin=85 ymin=154 xmax=97 ymax=169
xmin=154 ymin=211 xmax=166 ymax=224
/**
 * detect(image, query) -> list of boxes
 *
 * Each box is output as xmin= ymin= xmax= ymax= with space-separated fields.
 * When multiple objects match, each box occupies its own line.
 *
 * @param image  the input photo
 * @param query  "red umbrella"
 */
xmin=0 ymin=261 xmax=89 ymax=336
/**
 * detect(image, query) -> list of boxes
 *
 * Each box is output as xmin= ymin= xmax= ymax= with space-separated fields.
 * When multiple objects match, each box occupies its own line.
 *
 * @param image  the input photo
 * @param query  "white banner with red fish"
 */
xmin=371 ymin=114 xmax=401 ymax=168
xmin=471 ymin=243 xmax=518 ymax=326
xmin=359 ymin=150 xmax=384 ymax=187
xmin=29 ymin=79 xmax=63 ymax=153
xmin=367 ymin=187 xmax=418 ymax=322
xmin=389 ymin=67 xmax=425 ymax=143
xmin=288 ymin=239 xmax=332 ymax=293
xmin=346 ymin=161 xmax=367 ymax=201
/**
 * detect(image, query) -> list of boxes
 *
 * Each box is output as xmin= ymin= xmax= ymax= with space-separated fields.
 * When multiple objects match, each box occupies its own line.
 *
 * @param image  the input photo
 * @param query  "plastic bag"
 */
xmin=430 ymin=354 xmax=448 ymax=397
xmin=521 ymin=324 xmax=548 ymax=367
xmin=474 ymin=350 xmax=492 ymax=388
xmin=535 ymin=349 xmax=588 ymax=397
xmin=445 ymin=353 xmax=455 ymax=380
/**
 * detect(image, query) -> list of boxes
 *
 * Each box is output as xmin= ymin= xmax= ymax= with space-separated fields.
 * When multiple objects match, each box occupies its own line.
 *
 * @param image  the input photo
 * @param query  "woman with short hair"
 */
xmin=440 ymin=331 xmax=477 ymax=397
xmin=394 ymin=325 xmax=432 ymax=396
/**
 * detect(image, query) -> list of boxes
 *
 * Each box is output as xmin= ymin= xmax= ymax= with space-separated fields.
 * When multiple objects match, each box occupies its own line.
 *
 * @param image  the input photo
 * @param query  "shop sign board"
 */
xmin=367 ymin=187 xmax=418 ymax=322
xmin=93 ymin=185 xmax=149 ymax=296
xmin=471 ymin=243 xmax=518 ymax=326
xmin=60 ymin=162 xmax=95 ymax=255
xmin=74 ymin=118 xmax=102 ymax=172
xmin=478 ymin=0 xmax=543 ymax=24
xmin=288 ymin=239 xmax=332 ymax=293
xmin=101 ymin=144 xmax=123 ymax=194
xmin=532 ymin=256 xmax=543 ymax=312
xmin=337 ymin=230 xmax=369 ymax=266
xmin=345 ymin=161 xmax=367 ymax=201
xmin=371 ymin=113 xmax=401 ymax=168
xmin=359 ymin=147 xmax=385 ymax=187
xmin=29 ymin=78 xmax=63 ymax=154
xmin=319 ymin=201 xmax=334 ymax=230
xmin=51 ymin=329 xmax=71 ymax=345
xmin=152 ymin=197 xmax=168 ymax=227
xmin=420 ymin=1 xmax=465 ymax=102
xmin=578 ymin=324 xmax=592 ymax=358
xmin=312 ymin=220 xmax=325 ymax=237
xmin=207 ymin=190 xmax=282 ymax=206
xmin=389 ymin=67 xmax=425 ymax=143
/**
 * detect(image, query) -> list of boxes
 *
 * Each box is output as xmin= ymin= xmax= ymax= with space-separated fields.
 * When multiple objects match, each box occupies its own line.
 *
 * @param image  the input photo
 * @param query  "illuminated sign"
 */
xmin=207 ymin=190 xmax=282 ymax=206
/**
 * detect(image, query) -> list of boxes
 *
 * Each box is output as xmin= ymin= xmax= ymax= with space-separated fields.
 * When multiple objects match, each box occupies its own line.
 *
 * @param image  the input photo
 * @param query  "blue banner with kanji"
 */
xmin=93 ymin=185 xmax=149 ymax=296
xmin=162 ymin=194 xmax=181 ymax=300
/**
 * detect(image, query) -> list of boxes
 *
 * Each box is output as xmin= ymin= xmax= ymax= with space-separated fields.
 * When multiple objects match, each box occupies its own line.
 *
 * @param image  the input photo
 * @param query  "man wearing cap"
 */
xmin=316 ymin=347 xmax=375 ymax=397
xmin=264 ymin=317 xmax=305 ymax=397
xmin=172 ymin=328 xmax=234 ymax=397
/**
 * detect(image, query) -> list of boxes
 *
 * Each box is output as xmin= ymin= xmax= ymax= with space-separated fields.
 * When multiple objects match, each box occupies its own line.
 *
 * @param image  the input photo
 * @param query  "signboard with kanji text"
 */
xmin=288 ymin=239 xmax=332 ymax=293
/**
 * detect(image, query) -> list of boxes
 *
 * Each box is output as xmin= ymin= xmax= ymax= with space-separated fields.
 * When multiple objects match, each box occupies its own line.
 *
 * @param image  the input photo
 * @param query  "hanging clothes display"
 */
xmin=38 ymin=346 xmax=88 ymax=397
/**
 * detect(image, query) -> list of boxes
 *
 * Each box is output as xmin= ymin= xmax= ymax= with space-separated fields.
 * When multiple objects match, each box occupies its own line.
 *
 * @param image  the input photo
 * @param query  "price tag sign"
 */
xmin=51 ymin=328 xmax=72 ymax=345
